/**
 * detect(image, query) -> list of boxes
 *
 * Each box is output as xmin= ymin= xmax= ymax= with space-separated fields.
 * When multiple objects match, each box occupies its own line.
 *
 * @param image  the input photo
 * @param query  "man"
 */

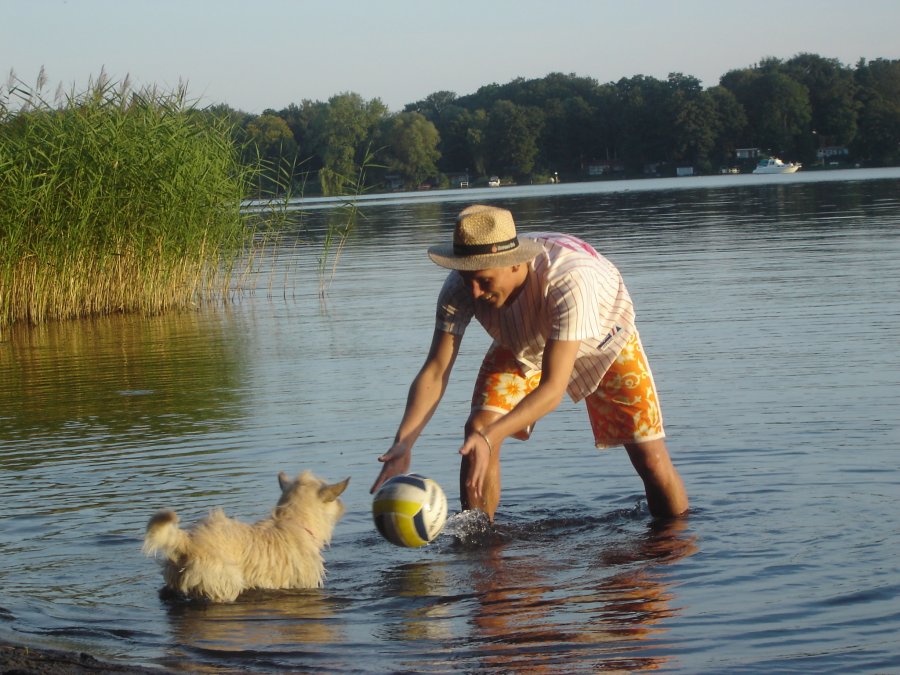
xmin=370 ymin=205 xmax=688 ymax=520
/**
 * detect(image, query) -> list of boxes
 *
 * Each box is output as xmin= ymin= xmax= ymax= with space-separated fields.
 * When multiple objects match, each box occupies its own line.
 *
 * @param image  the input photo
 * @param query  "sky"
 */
xmin=3 ymin=0 xmax=899 ymax=114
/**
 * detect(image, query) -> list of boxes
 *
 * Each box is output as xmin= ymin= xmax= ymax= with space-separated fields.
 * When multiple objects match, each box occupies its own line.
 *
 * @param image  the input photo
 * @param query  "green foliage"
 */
xmin=485 ymin=100 xmax=543 ymax=177
xmin=852 ymin=59 xmax=900 ymax=165
xmin=785 ymin=53 xmax=859 ymax=147
xmin=224 ymin=55 xmax=899 ymax=190
xmin=0 ymin=71 xmax=255 ymax=326
xmin=307 ymin=93 xmax=388 ymax=196
xmin=245 ymin=114 xmax=298 ymax=161
xmin=379 ymin=111 xmax=441 ymax=188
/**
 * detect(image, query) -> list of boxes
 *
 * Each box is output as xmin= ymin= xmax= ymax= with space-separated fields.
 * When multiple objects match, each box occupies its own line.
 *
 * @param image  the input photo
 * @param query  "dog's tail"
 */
xmin=142 ymin=510 xmax=190 ymax=561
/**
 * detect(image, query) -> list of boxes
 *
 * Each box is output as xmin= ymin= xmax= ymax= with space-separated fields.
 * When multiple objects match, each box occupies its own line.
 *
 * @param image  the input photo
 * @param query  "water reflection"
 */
xmin=162 ymin=590 xmax=343 ymax=670
xmin=377 ymin=561 xmax=457 ymax=643
xmin=164 ymin=590 xmax=342 ymax=646
xmin=2 ymin=172 xmax=897 ymax=672
xmin=476 ymin=519 xmax=696 ymax=672
xmin=0 ymin=311 xmax=249 ymax=471
xmin=379 ymin=517 xmax=697 ymax=672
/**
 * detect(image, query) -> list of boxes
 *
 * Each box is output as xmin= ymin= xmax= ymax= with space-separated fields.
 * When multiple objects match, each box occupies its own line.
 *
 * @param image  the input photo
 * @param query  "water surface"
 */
xmin=2 ymin=169 xmax=899 ymax=672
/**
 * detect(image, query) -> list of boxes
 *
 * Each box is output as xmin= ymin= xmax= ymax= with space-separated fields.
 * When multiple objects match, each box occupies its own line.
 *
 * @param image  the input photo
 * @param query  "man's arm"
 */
xmin=370 ymin=328 xmax=462 ymax=493
xmin=460 ymin=338 xmax=581 ymax=499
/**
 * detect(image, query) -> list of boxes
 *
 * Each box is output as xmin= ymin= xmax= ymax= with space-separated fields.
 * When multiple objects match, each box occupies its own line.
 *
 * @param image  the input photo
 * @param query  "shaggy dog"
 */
xmin=143 ymin=471 xmax=350 ymax=602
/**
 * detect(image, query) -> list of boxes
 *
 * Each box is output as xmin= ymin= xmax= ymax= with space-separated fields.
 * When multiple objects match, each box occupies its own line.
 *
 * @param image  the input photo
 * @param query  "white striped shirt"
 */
xmin=436 ymin=233 xmax=636 ymax=402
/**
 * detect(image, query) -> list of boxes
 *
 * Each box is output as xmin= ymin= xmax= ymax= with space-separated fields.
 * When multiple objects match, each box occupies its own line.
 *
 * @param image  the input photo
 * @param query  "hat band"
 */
xmin=453 ymin=236 xmax=519 ymax=256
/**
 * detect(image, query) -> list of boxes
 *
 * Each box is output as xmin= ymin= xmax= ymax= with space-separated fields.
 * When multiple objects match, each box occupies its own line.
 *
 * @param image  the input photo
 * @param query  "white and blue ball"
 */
xmin=372 ymin=474 xmax=448 ymax=547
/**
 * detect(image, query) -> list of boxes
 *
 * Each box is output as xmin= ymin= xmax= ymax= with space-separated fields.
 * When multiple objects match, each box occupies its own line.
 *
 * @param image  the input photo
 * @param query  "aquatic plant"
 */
xmin=0 ymin=69 xmax=256 ymax=326
xmin=315 ymin=144 xmax=382 ymax=296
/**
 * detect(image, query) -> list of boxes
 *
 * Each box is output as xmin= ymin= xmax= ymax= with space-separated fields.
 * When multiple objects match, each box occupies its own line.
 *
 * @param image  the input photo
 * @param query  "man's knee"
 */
xmin=625 ymin=439 xmax=674 ymax=479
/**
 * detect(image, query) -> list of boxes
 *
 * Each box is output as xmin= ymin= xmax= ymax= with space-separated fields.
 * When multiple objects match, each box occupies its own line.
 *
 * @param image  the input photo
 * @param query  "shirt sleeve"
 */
xmin=435 ymin=272 xmax=474 ymax=336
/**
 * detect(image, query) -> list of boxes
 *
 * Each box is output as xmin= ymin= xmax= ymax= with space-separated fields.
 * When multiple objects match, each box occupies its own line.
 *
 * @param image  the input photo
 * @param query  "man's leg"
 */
xmin=624 ymin=439 xmax=688 ymax=518
xmin=587 ymin=333 xmax=688 ymax=518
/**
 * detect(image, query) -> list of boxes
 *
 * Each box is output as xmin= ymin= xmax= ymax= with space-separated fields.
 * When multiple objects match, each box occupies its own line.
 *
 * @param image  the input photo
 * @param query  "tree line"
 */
xmin=213 ymin=53 xmax=900 ymax=195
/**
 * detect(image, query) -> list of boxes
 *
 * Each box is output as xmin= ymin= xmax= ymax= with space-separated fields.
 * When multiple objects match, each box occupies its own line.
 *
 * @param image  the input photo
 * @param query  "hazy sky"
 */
xmin=4 ymin=0 xmax=898 ymax=113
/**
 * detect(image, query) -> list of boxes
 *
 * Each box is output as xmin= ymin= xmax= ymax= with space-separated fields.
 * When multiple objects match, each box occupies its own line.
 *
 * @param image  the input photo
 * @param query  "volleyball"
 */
xmin=372 ymin=474 xmax=448 ymax=548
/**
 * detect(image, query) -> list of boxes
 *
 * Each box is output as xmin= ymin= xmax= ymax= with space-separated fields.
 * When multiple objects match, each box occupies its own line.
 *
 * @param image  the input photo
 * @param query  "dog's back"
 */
xmin=143 ymin=471 xmax=349 ymax=602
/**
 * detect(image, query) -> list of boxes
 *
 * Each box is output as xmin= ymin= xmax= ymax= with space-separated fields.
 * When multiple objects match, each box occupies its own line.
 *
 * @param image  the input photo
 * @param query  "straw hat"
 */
xmin=427 ymin=205 xmax=543 ymax=271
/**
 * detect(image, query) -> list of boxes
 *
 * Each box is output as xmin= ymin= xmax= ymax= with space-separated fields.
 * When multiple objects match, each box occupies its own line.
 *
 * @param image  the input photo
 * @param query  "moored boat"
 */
xmin=753 ymin=157 xmax=801 ymax=174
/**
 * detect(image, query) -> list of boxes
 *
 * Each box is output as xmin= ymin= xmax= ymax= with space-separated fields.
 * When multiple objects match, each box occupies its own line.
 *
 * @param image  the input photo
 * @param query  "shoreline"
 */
xmin=1 ymin=640 xmax=172 ymax=674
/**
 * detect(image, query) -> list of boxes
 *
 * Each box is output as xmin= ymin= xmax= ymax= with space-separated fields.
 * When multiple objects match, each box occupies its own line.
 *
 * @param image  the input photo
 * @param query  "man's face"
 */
xmin=458 ymin=265 xmax=525 ymax=308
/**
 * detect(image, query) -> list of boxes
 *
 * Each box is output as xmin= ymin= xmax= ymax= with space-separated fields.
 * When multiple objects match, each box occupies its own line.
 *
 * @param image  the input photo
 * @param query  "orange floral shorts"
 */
xmin=472 ymin=333 xmax=666 ymax=448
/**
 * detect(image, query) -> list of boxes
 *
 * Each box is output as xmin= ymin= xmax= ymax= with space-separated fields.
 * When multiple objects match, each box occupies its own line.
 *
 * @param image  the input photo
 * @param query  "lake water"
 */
xmin=2 ymin=168 xmax=899 ymax=673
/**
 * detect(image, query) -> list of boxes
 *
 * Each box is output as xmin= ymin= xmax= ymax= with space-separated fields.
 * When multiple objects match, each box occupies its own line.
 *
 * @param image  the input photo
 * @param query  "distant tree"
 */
xmin=404 ymin=90 xmax=458 ymax=122
xmin=667 ymin=72 xmax=703 ymax=97
xmin=537 ymin=97 xmax=567 ymax=171
xmin=463 ymin=109 xmax=489 ymax=177
xmin=669 ymin=74 xmax=716 ymax=168
xmin=784 ymin=53 xmax=858 ymax=161
xmin=563 ymin=95 xmax=601 ymax=170
xmin=307 ymin=92 xmax=388 ymax=195
xmin=436 ymin=106 xmax=488 ymax=176
xmin=244 ymin=114 xmax=297 ymax=159
xmin=719 ymin=66 xmax=765 ymax=148
xmin=485 ymin=100 xmax=543 ymax=177
xmin=205 ymin=103 xmax=252 ymax=130
xmin=277 ymin=101 xmax=319 ymax=162
xmin=672 ymin=93 xmax=718 ymax=169
xmin=721 ymin=66 xmax=811 ymax=158
xmin=539 ymin=95 xmax=596 ymax=173
xmin=379 ymin=111 xmax=441 ymax=187
xmin=706 ymin=86 xmax=748 ymax=164
xmin=615 ymin=75 xmax=675 ymax=170
xmin=241 ymin=113 xmax=299 ymax=194
xmin=853 ymin=58 xmax=900 ymax=164
xmin=756 ymin=72 xmax=812 ymax=157
xmin=457 ymin=82 xmax=503 ymax=111
xmin=591 ymin=83 xmax=624 ymax=165
xmin=228 ymin=54 xmax=900 ymax=187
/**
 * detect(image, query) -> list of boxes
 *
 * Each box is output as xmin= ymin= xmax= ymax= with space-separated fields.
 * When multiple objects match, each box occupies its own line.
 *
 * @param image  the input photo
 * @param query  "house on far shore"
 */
xmin=448 ymin=172 xmax=470 ymax=188
xmin=817 ymin=146 xmax=849 ymax=163
xmin=735 ymin=148 xmax=761 ymax=160
xmin=587 ymin=159 xmax=625 ymax=177
xmin=384 ymin=174 xmax=404 ymax=191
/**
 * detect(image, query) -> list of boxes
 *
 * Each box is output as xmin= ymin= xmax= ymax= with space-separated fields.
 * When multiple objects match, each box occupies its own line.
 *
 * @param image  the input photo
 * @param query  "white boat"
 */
xmin=752 ymin=157 xmax=801 ymax=174
xmin=487 ymin=176 xmax=501 ymax=187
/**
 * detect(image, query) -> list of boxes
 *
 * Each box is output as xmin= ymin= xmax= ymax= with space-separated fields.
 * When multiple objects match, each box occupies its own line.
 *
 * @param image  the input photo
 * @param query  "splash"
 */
xmin=442 ymin=509 xmax=502 ymax=548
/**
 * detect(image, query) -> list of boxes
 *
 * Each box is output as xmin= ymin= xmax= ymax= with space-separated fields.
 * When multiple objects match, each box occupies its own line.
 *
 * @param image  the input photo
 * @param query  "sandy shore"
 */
xmin=1 ymin=640 xmax=172 ymax=674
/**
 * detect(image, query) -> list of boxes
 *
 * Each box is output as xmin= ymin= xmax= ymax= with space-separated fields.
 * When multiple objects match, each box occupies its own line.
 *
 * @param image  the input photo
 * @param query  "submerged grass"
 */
xmin=0 ymin=71 xmax=256 ymax=326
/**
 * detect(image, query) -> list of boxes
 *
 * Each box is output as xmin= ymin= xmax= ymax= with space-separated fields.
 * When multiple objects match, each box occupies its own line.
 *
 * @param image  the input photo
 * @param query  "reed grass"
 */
xmin=0 ymin=70 xmax=255 ymax=326
xmin=316 ymin=144 xmax=379 ymax=295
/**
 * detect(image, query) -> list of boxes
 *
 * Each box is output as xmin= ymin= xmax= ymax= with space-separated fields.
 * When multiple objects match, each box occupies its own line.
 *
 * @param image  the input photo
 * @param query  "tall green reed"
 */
xmin=316 ymin=144 xmax=379 ymax=296
xmin=0 ymin=70 xmax=256 ymax=326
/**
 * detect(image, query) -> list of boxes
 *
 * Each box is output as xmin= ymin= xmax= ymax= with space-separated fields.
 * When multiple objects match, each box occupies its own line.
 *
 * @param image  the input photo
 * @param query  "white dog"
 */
xmin=143 ymin=471 xmax=350 ymax=602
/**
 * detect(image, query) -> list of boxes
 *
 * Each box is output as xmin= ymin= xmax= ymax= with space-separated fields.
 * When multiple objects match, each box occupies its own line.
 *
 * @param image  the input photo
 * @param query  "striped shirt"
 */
xmin=436 ymin=233 xmax=636 ymax=402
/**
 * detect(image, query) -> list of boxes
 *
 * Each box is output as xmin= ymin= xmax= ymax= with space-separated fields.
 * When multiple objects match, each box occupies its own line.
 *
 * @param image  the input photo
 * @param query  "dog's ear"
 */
xmin=319 ymin=477 xmax=350 ymax=502
xmin=278 ymin=471 xmax=292 ymax=491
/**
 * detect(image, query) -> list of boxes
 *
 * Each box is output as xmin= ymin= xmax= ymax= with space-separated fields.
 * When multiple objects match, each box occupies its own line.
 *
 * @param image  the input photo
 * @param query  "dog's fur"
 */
xmin=143 ymin=470 xmax=350 ymax=602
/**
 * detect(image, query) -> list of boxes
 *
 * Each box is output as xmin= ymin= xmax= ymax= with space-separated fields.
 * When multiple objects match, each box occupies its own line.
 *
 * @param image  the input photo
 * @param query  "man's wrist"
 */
xmin=475 ymin=430 xmax=493 ymax=458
